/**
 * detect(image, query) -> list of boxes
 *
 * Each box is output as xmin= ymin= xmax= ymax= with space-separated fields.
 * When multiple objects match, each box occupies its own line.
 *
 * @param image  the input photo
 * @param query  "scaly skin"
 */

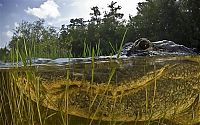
xmin=16 ymin=56 xmax=200 ymax=124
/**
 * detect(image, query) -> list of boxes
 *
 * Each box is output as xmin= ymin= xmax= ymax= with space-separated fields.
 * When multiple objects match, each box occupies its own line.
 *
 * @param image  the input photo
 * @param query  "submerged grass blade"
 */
xmin=89 ymin=67 xmax=116 ymax=125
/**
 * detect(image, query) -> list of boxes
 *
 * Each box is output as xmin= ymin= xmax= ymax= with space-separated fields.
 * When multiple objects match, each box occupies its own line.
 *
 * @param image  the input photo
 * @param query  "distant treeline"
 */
xmin=0 ymin=0 xmax=199 ymax=61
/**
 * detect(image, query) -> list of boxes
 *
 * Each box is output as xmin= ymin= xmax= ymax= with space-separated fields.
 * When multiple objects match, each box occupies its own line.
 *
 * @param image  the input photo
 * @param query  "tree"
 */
xmin=90 ymin=6 xmax=101 ymax=24
xmin=179 ymin=0 xmax=200 ymax=50
xmin=97 ymin=1 xmax=126 ymax=55
xmin=0 ymin=47 xmax=9 ymax=62
xmin=9 ymin=19 xmax=59 ymax=58
xmin=104 ymin=1 xmax=124 ymax=21
xmin=58 ymin=24 xmax=72 ymax=57
xmin=131 ymin=0 xmax=186 ymax=43
xmin=69 ymin=18 xmax=86 ymax=27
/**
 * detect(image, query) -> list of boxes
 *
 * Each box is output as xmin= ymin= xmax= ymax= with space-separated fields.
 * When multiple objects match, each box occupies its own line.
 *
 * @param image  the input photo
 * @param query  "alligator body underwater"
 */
xmin=14 ymin=56 xmax=200 ymax=125
xmin=10 ymin=38 xmax=200 ymax=124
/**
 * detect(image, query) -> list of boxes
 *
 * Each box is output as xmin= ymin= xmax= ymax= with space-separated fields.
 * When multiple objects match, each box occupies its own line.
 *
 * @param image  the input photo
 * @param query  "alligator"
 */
xmin=14 ymin=55 xmax=200 ymax=124
xmin=3 ymin=38 xmax=198 ymax=124
xmin=121 ymin=38 xmax=197 ymax=56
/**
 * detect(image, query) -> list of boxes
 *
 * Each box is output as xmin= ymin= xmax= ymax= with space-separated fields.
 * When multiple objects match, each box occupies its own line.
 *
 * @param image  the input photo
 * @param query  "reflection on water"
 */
xmin=0 ymin=55 xmax=200 ymax=125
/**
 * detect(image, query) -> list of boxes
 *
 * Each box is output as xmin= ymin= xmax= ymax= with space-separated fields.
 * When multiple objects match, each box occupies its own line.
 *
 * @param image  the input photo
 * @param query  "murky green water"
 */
xmin=1 ymin=55 xmax=200 ymax=125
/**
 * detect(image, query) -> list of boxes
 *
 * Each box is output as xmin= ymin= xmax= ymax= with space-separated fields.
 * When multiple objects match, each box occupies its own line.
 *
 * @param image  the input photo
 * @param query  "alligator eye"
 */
xmin=139 ymin=40 xmax=150 ymax=50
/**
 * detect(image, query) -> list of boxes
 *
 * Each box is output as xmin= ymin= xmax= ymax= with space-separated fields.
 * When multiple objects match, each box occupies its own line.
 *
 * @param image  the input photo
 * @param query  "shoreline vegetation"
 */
xmin=0 ymin=0 xmax=200 ymax=62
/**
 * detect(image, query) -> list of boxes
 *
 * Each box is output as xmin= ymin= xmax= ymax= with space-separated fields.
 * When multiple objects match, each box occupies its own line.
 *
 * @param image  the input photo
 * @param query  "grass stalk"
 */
xmin=117 ymin=28 xmax=128 ymax=58
xmin=89 ymin=67 xmax=116 ymax=125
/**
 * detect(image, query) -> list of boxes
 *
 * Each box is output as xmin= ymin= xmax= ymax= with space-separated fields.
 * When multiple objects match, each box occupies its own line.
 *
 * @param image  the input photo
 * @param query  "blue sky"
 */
xmin=0 ymin=0 xmax=145 ymax=48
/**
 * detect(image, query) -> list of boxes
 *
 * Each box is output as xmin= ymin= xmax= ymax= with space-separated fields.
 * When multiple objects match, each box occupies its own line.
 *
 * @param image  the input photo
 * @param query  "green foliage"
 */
xmin=0 ymin=47 xmax=9 ymax=62
xmin=1 ymin=0 xmax=200 ymax=61
xmin=9 ymin=19 xmax=60 ymax=58
xmin=67 ymin=1 xmax=127 ymax=56
xmin=58 ymin=25 xmax=72 ymax=57
xmin=90 ymin=6 xmax=101 ymax=24
xmin=128 ymin=0 xmax=200 ymax=49
xmin=131 ymin=0 xmax=182 ymax=40
xmin=179 ymin=0 xmax=200 ymax=48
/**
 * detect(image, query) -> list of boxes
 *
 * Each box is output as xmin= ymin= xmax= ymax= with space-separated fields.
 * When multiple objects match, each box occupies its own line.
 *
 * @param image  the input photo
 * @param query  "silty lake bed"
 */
xmin=1 ymin=55 xmax=200 ymax=125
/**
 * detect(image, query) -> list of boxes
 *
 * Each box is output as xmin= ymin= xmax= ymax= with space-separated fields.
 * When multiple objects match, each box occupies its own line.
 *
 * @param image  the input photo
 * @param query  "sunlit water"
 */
xmin=1 ymin=55 xmax=200 ymax=125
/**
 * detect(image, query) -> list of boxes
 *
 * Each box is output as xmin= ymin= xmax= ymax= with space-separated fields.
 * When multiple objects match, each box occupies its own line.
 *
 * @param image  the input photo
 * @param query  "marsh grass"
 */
xmin=2 ymin=29 xmax=141 ymax=125
xmin=0 ymin=29 xmax=189 ymax=125
xmin=1 ymin=28 xmax=129 ymax=125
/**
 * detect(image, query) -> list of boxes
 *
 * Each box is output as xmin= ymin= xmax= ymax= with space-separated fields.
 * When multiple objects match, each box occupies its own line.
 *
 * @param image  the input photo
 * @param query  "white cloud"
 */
xmin=14 ymin=22 xmax=19 ymax=27
xmin=68 ymin=1 xmax=81 ymax=7
xmin=47 ymin=16 xmax=72 ymax=26
xmin=0 ymin=3 xmax=3 ymax=7
xmin=0 ymin=31 xmax=13 ymax=47
xmin=0 ymin=30 xmax=13 ymax=48
xmin=6 ymin=31 xmax=13 ymax=39
xmin=25 ymin=0 xmax=60 ymax=19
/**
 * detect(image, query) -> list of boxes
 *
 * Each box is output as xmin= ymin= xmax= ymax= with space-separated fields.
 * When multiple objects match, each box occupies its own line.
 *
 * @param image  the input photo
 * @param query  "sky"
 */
xmin=0 ymin=0 xmax=146 ymax=48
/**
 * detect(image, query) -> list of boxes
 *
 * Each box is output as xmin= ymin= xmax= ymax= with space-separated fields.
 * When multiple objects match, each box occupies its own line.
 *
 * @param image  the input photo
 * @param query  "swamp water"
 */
xmin=1 ymin=55 xmax=200 ymax=125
